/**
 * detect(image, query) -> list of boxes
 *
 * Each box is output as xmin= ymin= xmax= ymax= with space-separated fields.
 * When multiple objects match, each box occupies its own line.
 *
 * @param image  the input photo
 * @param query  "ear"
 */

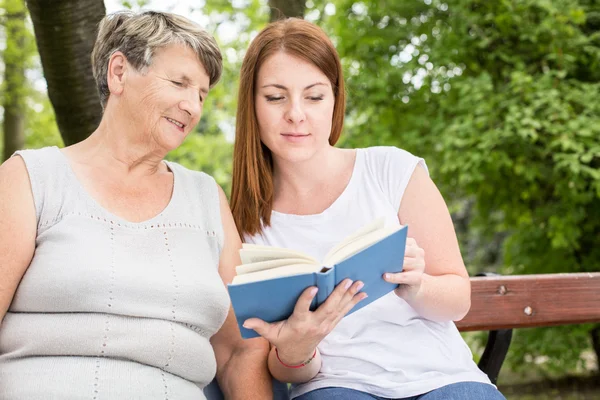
xmin=106 ymin=51 xmax=128 ymax=96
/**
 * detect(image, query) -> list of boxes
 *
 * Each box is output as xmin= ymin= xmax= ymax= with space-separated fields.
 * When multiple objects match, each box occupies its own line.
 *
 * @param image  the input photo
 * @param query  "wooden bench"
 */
xmin=205 ymin=272 xmax=600 ymax=399
xmin=456 ymin=272 xmax=600 ymax=384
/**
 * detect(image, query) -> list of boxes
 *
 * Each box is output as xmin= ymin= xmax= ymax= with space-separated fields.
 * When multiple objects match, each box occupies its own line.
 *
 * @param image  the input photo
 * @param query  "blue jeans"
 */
xmin=294 ymin=382 xmax=506 ymax=400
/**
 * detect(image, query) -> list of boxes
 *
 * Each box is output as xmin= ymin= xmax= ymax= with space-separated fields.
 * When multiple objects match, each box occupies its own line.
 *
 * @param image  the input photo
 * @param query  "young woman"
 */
xmin=230 ymin=18 xmax=506 ymax=400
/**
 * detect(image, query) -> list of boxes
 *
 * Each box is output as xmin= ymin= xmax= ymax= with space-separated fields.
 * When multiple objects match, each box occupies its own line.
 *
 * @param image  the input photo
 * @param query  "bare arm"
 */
xmin=266 ymin=323 xmax=322 ymax=383
xmin=210 ymin=185 xmax=273 ymax=400
xmin=385 ymin=165 xmax=471 ymax=322
xmin=0 ymin=156 xmax=37 ymax=324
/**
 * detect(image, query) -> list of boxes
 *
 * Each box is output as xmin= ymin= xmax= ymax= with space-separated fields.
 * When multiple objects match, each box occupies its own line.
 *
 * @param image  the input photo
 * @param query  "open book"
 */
xmin=228 ymin=218 xmax=408 ymax=339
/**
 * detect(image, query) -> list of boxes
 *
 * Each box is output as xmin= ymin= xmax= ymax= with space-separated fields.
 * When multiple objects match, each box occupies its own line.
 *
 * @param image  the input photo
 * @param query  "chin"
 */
xmin=159 ymin=131 xmax=189 ymax=152
xmin=277 ymin=147 xmax=319 ymax=163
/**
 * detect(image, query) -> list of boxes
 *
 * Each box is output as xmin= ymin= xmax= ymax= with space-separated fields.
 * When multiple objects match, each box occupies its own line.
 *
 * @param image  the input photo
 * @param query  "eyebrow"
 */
xmin=261 ymin=82 xmax=329 ymax=90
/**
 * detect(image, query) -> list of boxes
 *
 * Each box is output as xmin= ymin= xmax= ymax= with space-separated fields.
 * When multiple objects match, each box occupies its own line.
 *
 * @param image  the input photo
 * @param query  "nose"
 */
xmin=284 ymin=99 xmax=306 ymax=124
xmin=179 ymin=92 xmax=202 ymax=120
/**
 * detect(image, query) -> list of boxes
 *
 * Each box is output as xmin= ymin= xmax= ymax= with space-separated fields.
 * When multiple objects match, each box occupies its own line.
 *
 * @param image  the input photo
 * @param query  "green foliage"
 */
xmin=119 ymin=0 xmax=150 ymax=9
xmin=326 ymin=0 xmax=600 ymax=373
xmin=168 ymin=130 xmax=234 ymax=196
xmin=508 ymin=324 xmax=595 ymax=374
xmin=1 ymin=0 xmax=62 ymax=157
xmin=1 ymin=0 xmax=36 ymax=109
xmin=24 ymin=94 xmax=63 ymax=149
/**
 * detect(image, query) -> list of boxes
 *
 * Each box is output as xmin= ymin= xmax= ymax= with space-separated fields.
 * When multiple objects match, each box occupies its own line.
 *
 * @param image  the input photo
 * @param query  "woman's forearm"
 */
xmin=267 ymin=346 xmax=321 ymax=384
xmin=398 ymin=273 xmax=471 ymax=322
xmin=219 ymin=340 xmax=273 ymax=400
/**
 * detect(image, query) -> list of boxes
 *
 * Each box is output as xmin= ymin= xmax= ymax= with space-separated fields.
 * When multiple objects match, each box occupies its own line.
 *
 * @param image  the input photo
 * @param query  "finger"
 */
xmin=313 ymin=279 xmax=354 ymax=319
xmin=404 ymin=245 xmax=418 ymax=258
xmin=338 ymin=280 xmax=365 ymax=309
xmin=402 ymin=257 xmax=426 ymax=272
xmin=323 ymin=279 xmax=354 ymax=306
xmin=243 ymin=318 xmax=276 ymax=341
xmin=331 ymin=291 xmax=368 ymax=327
xmin=292 ymin=286 xmax=319 ymax=316
xmin=399 ymin=271 xmax=424 ymax=286
xmin=404 ymin=243 xmax=423 ymax=259
xmin=383 ymin=272 xmax=403 ymax=284
xmin=343 ymin=290 xmax=368 ymax=314
xmin=384 ymin=271 xmax=422 ymax=286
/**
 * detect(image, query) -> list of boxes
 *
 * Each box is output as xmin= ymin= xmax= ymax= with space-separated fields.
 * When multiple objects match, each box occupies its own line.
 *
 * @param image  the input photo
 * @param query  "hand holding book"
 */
xmin=383 ymin=236 xmax=427 ymax=302
xmin=242 ymin=277 xmax=367 ymax=366
xmin=228 ymin=218 xmax=410 ymax=339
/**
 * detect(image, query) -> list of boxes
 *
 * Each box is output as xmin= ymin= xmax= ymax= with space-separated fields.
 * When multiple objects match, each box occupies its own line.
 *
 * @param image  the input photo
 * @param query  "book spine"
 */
xmin=315 ymin=268 xmax=336 ymax=308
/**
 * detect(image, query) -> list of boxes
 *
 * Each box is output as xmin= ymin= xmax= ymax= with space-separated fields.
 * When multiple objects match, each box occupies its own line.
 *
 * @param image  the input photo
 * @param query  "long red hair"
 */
xmin=230 ymin=18 xmax=346 ymax=237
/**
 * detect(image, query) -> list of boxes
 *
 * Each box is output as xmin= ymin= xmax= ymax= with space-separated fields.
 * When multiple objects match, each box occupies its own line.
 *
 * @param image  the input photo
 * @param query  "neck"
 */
xmin=272 ymin=146 xmax=345 ymax=196
xmin=68 ymin=105 xmax=167 ymax=179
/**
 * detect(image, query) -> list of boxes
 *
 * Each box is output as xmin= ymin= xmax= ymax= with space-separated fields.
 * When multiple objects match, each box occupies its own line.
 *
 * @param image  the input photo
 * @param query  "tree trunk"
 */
xmin=268 ymin=0 xmax=306 ymax=22
xmin=26 ymin=0 xmax=106 ymax=146
xmin=3 ymin=0 xmax=27 ymax=161
xmin=3 ymin=109 xmax=25 ymax=163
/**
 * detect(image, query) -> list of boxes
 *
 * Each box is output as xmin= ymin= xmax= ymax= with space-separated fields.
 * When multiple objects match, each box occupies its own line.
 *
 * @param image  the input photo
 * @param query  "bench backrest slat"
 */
xmin=456 ymin=273 xmax=600 ymax=332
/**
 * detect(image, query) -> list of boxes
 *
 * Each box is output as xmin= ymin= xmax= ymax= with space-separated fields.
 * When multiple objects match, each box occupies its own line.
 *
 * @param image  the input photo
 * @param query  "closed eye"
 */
xmin=266 ymin=95 xmax=284 ymax=102
xmin=308 ymin=96 xmax=324 ymax=101
xmin=171 ymin=80 xmax=184 ymax=87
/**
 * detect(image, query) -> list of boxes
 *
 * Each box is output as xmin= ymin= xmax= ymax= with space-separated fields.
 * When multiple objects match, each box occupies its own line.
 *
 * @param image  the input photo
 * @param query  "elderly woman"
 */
xmin=0 ymin=11 xmax=271 ymax=399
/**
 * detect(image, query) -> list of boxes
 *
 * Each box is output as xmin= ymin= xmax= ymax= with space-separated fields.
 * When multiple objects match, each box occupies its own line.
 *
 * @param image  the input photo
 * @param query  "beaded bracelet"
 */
xmin=275 ymin=348 xmax=317 ymax=369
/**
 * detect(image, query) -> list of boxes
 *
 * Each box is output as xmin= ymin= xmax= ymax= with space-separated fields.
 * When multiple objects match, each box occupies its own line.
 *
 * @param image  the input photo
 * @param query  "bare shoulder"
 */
xmin=215 ymin=184 xmax=235 ymax=224
xmin=399 ymin=164 xmax=436 ymax=211
xmin=398 ymin=163 xmax=449 ymax=244
xmin=0 ymin=154 xmax=28 ymax=178
xmin=408 ymin=162 xmax=431 ymax=183
xmin=0 ymin=154 xmax=36 ymax=230
xmin=216 ymin=184 xmax=229 ymax=206
xmin=0 ymin=155 xmax=37 ymax=321
xmin=215 ymin=183 xmax=242 ymax=283
xmin=0 ymin=155 xmax=35 ymax=206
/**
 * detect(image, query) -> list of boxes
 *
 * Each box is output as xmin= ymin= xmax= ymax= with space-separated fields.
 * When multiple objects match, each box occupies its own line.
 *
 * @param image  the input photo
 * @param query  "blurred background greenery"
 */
xmin=1 ymin=0 xmax=599 ymax=398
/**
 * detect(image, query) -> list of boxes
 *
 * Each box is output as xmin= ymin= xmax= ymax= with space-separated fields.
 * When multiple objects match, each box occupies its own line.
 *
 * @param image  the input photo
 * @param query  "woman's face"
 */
xmin=122 ymin=44 xmax=210 ymax=152
xmin=254 ymin=51 xmax=335 ymax=163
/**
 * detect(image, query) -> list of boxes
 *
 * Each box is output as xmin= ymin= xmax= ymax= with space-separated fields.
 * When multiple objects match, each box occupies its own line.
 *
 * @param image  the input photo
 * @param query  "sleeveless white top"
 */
xmin=245 ymin=146 xmax=492 ymax=399
xmin=0 ymin=146 xmax=230 ymax=399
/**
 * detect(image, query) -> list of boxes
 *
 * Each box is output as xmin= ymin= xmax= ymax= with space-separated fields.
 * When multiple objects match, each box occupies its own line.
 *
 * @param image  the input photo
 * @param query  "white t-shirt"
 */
xmin=245 ymin=146 xmax=492 ymax=399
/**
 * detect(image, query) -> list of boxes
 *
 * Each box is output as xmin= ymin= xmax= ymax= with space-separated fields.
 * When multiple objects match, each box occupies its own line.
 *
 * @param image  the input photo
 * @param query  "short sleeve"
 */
xmin=11 ymin=146 xmax=79 ymax=234
xmin=12 ymin=148 xmax=51 ymax=226
xmin=363 ymin=146 xmax=428 ymax=211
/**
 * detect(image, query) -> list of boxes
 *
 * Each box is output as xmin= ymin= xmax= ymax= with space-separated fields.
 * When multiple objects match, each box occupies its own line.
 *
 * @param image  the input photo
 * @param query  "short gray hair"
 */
xmin=91 ymin=10 xmax=223 ymax=108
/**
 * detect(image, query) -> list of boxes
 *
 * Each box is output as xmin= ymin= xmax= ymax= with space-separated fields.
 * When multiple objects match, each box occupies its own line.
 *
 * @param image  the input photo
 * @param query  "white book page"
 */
xmin=322 ymin=217 xmax=386 ymax=263
xmin=236 ymin=258 xmax=317 ymax=275
xmin=231 ymin=263 xmax=322 ymax=284
xmin=240 ymin=245 xmax=317 ymax=264
xmin=324 ymin=217 xmax=385 ymax=260
xmin=323 ymin=225 xmax=402 ymax=266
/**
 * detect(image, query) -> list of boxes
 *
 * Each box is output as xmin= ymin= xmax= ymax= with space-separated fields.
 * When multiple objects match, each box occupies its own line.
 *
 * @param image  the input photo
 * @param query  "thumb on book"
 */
xmin=243 ymin=318 xmax=271 ymax=339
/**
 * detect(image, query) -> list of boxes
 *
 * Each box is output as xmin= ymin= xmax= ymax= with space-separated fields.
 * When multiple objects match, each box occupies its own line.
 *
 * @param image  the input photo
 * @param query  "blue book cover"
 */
xmin=228 ymin=225 xmax=408 ymax=339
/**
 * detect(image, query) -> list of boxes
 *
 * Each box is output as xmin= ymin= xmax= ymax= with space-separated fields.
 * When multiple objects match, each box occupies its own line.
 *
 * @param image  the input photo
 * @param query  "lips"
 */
xmin=281 ymin=133 xmax=309 ymax=137
xmin=281 ymin=132 xmax=311 ymax=143
xmin=165 ymin=117 xmax=186 ymax=130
